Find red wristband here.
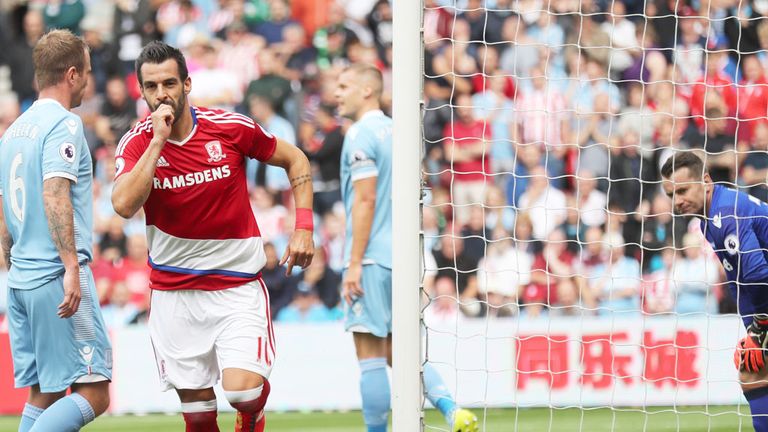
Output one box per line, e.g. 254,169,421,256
295,208,314,231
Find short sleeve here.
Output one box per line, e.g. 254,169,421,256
42,115,83,183
239,119,277,162
346,126,378,182
721,209,768,284
115,125,148,180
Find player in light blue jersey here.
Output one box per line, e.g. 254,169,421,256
661,151,768,431
0,30,111,432
337,63,477,432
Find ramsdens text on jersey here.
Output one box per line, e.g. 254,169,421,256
152,165,231,190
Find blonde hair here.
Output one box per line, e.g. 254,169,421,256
32,29,87,89
345,63,383,98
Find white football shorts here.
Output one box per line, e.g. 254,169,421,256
148,278,275,391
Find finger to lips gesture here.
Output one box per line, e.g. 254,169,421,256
152,104,174,141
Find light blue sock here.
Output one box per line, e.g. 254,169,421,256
360,358,390,432
423,363,457,423
29,393,95,432
19,403,44,432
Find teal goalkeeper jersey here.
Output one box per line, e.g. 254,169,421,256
340,109,393,269
0,99,93,289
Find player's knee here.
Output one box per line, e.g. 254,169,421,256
354,333,388,360
28,388,66,410
91,393,110,417
74,384,110,416
177,388,217,404
225,379,271,413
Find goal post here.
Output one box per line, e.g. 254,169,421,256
391,0,424,431
398,0,767,430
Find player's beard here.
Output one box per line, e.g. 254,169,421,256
156,93,186,126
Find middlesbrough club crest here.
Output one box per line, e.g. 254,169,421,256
205,140,227,162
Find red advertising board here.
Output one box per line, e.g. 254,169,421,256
0,332,28,414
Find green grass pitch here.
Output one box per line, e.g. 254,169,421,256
0,406,755,431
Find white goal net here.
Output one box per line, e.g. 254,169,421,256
416,0,768,430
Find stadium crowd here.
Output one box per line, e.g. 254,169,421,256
0,0,767,327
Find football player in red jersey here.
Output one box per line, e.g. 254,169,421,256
112,41,314,432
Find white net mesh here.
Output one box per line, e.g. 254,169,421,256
420,0,768,430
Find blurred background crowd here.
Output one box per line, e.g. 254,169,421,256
0,0,766,328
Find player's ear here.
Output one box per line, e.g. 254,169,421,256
184,76,192,95
138,85,147,102
363,84,373,99
65,66,78,85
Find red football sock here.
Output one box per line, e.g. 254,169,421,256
182,410,219,432
234,410,265,432
232,380,271,432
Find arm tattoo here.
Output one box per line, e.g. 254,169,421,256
290,174,312,189
0,220,12,269
43,178,77,260
1,234,11,269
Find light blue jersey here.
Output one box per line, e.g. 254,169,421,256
0,98,110,392
341,109,393,336
0,99,93,289
340,110,392,269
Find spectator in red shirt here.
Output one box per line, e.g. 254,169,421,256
689,48,737,131
523,228,577,317
737,55,768,144
423,0,455,43
442,93,492,226
471,45,516,99
291,0,333,43
112,234,151,310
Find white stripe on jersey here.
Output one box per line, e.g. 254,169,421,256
117,119,152,156
196,115,255,129
194,108,253,124
350,170,379,182
43,172,78,183
196,117,256,129
196,110,255,129
118,118,151,148
146,225,267,275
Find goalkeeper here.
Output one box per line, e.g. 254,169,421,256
661,151,768,431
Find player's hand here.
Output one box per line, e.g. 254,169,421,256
280,229,314,275
58,266,81,318
342,262,364,305
735,314,768,372
151,103,174,143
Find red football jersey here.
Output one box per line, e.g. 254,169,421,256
115,107,277,291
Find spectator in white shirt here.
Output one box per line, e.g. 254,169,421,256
600,0,637,73
671,232,721,314
576,170,607,227
477,228,532,317
188,40,242,111
518,165,567,240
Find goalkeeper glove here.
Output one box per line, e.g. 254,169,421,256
735,313,768,373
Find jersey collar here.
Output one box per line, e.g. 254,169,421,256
705,184,722,219
167,107,198,146
33,98,64,109
359,109,384,122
